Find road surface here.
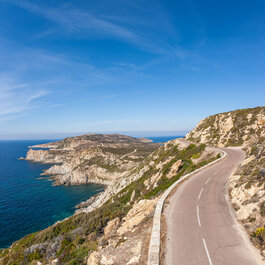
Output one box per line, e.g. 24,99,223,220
164,147,263,265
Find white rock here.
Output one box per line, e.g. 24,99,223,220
100,255,114,265
87,251,101,265
117,199,157,235
236,203,256,220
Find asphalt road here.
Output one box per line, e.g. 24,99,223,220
164,147,264,265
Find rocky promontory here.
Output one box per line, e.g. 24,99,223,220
24,134,159,186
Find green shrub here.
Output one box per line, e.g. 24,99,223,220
252,227,265,242
0,248,9,258
27,249,42,262
192,153,201,159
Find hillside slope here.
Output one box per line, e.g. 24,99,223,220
186,106,265,147
0,138,220,264
186,106,265,255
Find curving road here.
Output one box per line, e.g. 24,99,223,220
164,147,264,265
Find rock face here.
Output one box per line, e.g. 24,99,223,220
230,136,265,233
186,106,265,253
24,134,159,186
186,106,265,147
104,218,120,237
117,199,157,235
87,251,101,265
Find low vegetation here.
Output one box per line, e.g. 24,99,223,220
186,106,264,147
0,141,219,264
251,227,265,248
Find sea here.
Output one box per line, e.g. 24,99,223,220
0,136,182,248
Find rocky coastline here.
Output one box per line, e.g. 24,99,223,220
23,134,159,187
1,107,264,264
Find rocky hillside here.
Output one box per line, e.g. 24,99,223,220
24,134,159,186
186,106,265,254
0,138,220,265
186,106,265,147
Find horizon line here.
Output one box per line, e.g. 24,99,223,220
0,130,189,140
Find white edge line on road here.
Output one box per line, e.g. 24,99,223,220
198,188,203,200
205,177,211,185
147,149,226,265
202,238,213,265
197,205,201,226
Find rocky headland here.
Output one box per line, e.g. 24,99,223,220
24,134,159,186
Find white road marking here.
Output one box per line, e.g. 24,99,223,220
198,188,204,200
202,238,213,265
197,206,201,226
205,177,211,185
212,169,220,176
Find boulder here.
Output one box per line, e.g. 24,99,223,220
117,199,157,235
87,251,101,265
166,160,182,178
236,203,256,220
104,217,120,236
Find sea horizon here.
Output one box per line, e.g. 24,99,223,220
0,135,182,248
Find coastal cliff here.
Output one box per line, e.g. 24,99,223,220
1,136,220,264
25,134,159,186
2,107,263,264
186,106,265,254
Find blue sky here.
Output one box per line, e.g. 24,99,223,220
0,0,264,139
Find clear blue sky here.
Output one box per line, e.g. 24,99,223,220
0,0,264,139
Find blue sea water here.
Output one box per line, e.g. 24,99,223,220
147,136,183,143
0,140,104,248
0,136,182,249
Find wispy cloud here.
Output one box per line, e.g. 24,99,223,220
9,0,173,53
0,73,48,121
